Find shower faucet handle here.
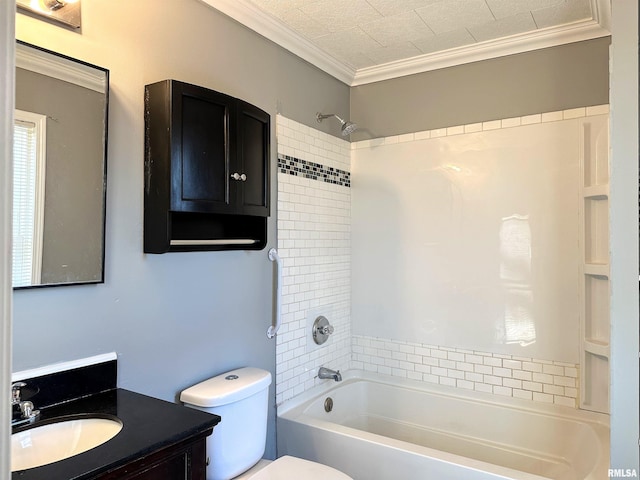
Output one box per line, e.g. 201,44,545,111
312,316,334,345
318,325,334,335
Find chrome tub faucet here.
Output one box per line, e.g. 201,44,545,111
318,367,342,382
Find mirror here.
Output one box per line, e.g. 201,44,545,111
13,41,108,289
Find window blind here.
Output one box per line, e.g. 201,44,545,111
13,110,46,287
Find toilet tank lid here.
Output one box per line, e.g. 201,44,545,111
180,367,272,407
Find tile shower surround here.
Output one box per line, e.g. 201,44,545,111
276,106,609,408
276,115,351,406
352,335,578,407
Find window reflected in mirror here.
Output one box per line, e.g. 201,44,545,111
14,41,108,289
13,109,46,287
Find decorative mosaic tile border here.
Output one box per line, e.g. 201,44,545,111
278,154,351,187
352,335,579,408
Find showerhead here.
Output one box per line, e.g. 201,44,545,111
316,112,358,136
340,120,358,136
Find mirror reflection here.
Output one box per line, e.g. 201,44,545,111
13,41,108,289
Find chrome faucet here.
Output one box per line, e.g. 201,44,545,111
318,367,342,382
11,382,40,426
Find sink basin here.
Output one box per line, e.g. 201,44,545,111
11,417,123,471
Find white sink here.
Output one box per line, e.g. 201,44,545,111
11,417,123,472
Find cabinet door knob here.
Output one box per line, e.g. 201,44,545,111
231,172,241,181
240,173,247,182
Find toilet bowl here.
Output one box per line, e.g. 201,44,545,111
236,456,352,480
180,367,352,480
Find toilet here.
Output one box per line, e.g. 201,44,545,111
180,367,352,480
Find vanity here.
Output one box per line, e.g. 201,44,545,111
11,356,220,480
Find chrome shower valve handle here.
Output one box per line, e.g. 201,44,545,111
312,316,334,345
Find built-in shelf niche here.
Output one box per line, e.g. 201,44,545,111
584,198,609,265
578,113,610,414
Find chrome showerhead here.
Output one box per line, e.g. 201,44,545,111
340,120,358,136
316,112,358,136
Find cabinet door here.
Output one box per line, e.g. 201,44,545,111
236,100,270,217
171,83,236,214
95,435,208,480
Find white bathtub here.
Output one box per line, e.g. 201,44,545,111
277,371,609,480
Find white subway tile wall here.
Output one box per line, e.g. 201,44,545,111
275,115,352,405
276,108,609,409
351,104,610,149
352,335,579,407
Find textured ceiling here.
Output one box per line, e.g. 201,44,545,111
247,0,593,69
207,0,609,84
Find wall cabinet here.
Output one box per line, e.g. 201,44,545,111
144,80,270,253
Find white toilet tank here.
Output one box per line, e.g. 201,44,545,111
180,367,272,480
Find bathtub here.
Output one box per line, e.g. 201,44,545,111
277,371,609,480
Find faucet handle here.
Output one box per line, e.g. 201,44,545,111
11,382,26,405
312,316,334,345
319,325,334,335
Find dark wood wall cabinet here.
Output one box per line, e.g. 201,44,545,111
144,80,270,253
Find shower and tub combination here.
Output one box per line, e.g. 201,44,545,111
273,109,611,479
277,371,608,480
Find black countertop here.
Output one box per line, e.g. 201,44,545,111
11,388,221,480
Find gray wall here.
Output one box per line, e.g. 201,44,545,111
350,37,610,139
14,0,349,458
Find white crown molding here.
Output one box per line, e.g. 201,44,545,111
352,19,610,86
201,0,355,85
203,0,612,87
591,0,611,31
16,43,106,93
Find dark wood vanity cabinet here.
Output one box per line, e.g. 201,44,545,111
144,80,270,253
96,432,209,480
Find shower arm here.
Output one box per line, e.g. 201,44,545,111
316,113,346,124
316,112,357,136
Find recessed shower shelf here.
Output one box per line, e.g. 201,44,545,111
582,185,609,199
583,339,610,358
578,114,610,414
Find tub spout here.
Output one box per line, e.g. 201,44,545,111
318,367,342,382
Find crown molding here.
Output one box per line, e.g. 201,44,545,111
352,18,610,86
203,0,612,87
201,0,355,85
16,43,106,93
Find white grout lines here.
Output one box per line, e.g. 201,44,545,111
351,104,610,150
353,335,578,408
275,111,595,408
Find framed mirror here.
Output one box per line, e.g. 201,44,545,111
13,41,108,289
